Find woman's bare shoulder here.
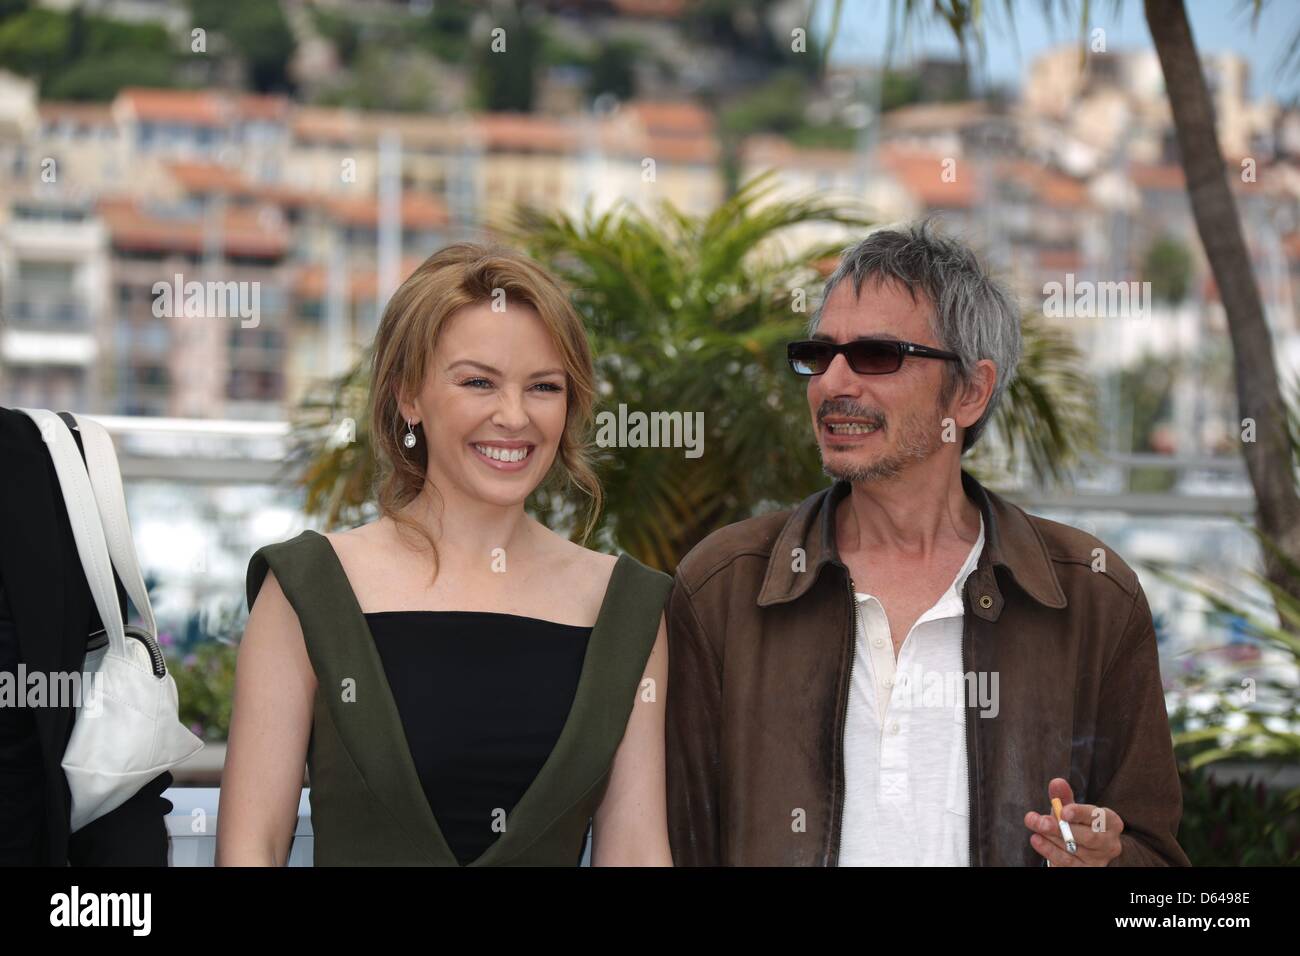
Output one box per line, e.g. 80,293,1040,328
536,526,617,574
532,530,619,613
321,518,390,557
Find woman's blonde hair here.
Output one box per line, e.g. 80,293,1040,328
369,242,602,574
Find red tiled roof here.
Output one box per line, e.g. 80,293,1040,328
164,161,248,194
237,94,290,121
39,101,114,126
325,193,449,229
476,113,578,153
625,100,714,136
997,158,1090,208
114,87,289,126
629,131,718,164
163,162,321,209
1129,163,1185,191
115,88,225,125
618,100,718,165
247,183,321,208
294,257,425,301
1037,247,1085,270
876,144,978,208
98,198,289,258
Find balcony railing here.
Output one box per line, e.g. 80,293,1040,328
4,299,90,328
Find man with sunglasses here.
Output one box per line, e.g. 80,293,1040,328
665,220,1189,867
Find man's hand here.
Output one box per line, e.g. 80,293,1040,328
1023,777,1124,866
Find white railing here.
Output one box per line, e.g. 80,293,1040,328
165,788,314,867
162,787,595,866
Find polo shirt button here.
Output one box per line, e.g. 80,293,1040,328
873,638,884,647
883,677,893,687
979,595,993,609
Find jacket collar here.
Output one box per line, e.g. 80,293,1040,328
757,470,1067,614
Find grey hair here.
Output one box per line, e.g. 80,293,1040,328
808,218,1022,451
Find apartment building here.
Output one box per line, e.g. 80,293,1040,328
0,198,109,412
98,196,292,420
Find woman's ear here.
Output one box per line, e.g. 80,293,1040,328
395,386,416,425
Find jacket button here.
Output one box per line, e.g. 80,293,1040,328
979,595,993,609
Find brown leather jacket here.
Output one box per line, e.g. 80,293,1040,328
666,472,1191,866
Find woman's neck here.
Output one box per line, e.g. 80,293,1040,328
395,481,539,569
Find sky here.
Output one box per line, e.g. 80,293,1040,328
816,0,1300,104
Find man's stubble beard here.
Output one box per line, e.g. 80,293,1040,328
819,397,948,484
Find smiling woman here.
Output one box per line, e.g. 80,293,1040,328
370,243,603,567
217,243,673,867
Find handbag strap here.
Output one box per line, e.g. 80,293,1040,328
63,413,156,639
16,408,128,659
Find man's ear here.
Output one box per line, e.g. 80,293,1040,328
953,359,997,430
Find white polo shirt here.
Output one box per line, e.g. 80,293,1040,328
837,517,984,867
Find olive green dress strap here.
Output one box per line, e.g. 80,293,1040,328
247,530,454,864
472,551,672,866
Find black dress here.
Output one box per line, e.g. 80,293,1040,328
365,610,591,866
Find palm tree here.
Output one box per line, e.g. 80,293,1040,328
1145,0,1300,627
879,0,1300,620
288,356,376,531
513,175,862,568
289,174,1095,570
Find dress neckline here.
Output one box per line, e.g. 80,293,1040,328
361,608,594,631
316,532,607,629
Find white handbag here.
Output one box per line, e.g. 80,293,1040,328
18,408,203,832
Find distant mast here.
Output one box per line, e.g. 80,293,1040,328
375,129,402,329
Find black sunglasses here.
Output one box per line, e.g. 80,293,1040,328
787,338,961,376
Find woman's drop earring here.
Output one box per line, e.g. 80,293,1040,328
403,420,418,449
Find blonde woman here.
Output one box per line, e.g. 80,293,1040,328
216,243,672,866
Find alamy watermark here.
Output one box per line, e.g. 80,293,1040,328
0,667,103,716
891,666,1000,718
594,403,704,459
50,886,151,936
152,273,260,328
1042,273,1151,320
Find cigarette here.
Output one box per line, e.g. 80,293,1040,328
1051,797,1078,853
